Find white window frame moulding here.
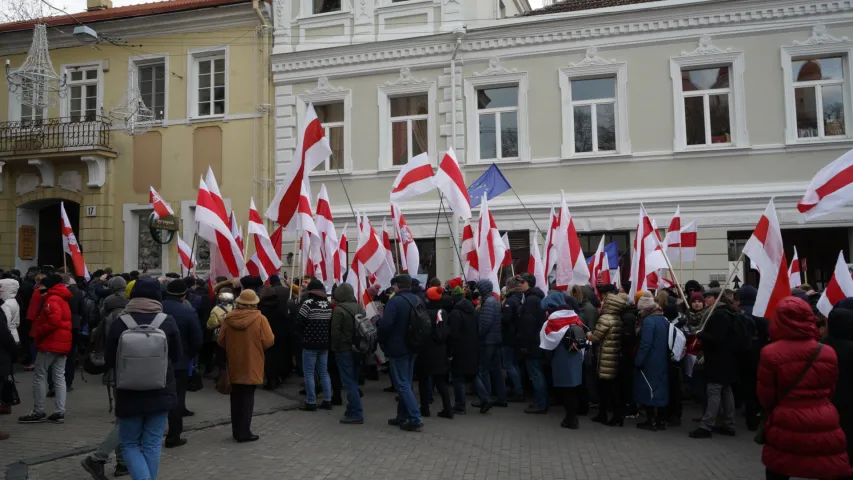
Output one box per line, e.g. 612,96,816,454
186,46,229,121
122,203,169,274
296,76,353,175
669,35,748,153
559,47,630,159
180,199,232,273
781,24,853,146
464,57,530,165
377,67,437,171
296,7,352,52
298,0,350,19
6,67,49,122
128,53,170,126
59,61,104,119
377,0,435,42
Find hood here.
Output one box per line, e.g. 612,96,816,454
225,307,262,330
333,283,356,304
524,287,545,302
771,296,819,341
580,286,600,308
213,280,236,295
601,292,626,315
108,276,127,294
0,278,19,300
104,293,129,312
476,280,494,297
44,284,72,301
738,285,757,307
453,297,475,314
541,291,567,311
828,307,853,342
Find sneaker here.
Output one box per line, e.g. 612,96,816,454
437,409,454,419
453,407,467,415
340,417,364,425
420,407,431,418
319,401,333,411
689,427,713,439
387,418,402,426
81,457,108,480
47,412,65,424
400,422,424,432
164,438,188,448
711,426,736,436
299,402,318,412
18,412,46,423
524,407,548,414
114,464,129,477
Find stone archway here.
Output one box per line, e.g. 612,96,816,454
15,189,84,272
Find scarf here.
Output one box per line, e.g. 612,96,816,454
539,308,583,351
122,297,163,314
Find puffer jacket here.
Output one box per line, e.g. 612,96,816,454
330,283,363,353
519,287,546,358
0,278,21,343
591,292,625,380
476,280,501,346
31,284,73,354
758,297,851,479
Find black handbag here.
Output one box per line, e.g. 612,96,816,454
755,343,822,445
1,372,21,406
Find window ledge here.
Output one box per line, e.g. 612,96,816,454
297,10,352,23
673,145,750,155
377,0,433,13
307,169,353,177
785,138,853,148
565,151,632,161
186,115,225,125
472,157,530,166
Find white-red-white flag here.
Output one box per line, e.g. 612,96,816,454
229,212,244,255
673,220,698,263
391,204,420,275
600,252,612,286
742,199,789,320
195,173,244,278
529,232,547,292
266,103,332,227
432,148,471,220
359,214,394,289
544,206,559,283
554,191,589,288
461,220,478,280
381,217,396,276
588,235,607,286
389,153,436,203
247,198,282,283
501,233,512,268
789,246,802,290
628,204,669,302
335,225,347,285
817,251,853,317
798,148,853,220
177,236,195,274
476,194,506,289
60,202,89,280
149,186,174,219
315,184,337,287
540,309,582,351
663,206,681,257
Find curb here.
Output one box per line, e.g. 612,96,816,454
4,402,300,480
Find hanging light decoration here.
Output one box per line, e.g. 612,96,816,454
109,70,155,136
5,24,67,109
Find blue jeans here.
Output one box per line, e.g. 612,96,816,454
501,347,523,397
119,412,168,480
452,375,470,411
302,349,331,405
389,354,421,425
335,351,363,420
475,345,507,404
525,358,548,410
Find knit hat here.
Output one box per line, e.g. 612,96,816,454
447,277,463,290
541,291,568,311
236,289,260,305
391,274,412,289
130,277,162,301
634,290,646,304
307,278,325,292
637,293,658,314
426,286,444,301
689,292,704,304
40,274,62,290
451,286,465,303
107,275,127,294
166,279,188,297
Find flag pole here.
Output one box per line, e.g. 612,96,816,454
697,250,745,335
679,253,684,287
437,193,467,283
287,232,299,300
188,222,199,278
509,186,546,240
661,248,689,305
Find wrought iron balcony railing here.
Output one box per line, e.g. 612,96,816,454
0,115,112,154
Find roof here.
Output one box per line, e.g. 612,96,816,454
0,0,254,33
524,0,665,16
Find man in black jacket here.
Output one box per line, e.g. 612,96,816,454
501,277,525,402
517,274,548,414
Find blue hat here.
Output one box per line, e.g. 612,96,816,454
541,291,567,311
130,277,162,301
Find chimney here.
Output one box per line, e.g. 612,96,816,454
86,0,112,11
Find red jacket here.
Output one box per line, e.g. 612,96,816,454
758,297,851,479
26,288,42,323
30,285,73,355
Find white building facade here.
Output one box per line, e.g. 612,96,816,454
271,0,853,289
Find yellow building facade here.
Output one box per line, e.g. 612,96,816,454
0,0,273,275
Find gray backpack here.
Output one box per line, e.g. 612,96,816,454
115,313,169,391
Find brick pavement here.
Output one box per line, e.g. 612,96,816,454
23,378,769,480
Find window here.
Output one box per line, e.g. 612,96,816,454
189,50,226,118
681,66,731,146
9,76,46,125
67,66,99,122
315,102,345,171
314,0,340,13
571,77,616,153
137,212,162,272
138,62,166,121
20,102,45,125
390,95,429,166
792,56,846,139
476,86,519,160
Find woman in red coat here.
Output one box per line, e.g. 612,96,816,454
758,296,851,480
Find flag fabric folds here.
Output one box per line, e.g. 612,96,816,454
628,205,669,303
529,233,547,292
60,201,89,280
461,221,478,280
817,251,853,317
539,309,582,351
195,170,244,279
390,153,436,203
247,197,282,282
742,199,789,320
177,236,195,274
149,186,174,219
433,148,471,220
468,164,511,208
391,204,420,275
798,148,853,220
476,194,506,289
789,246,802,289
315,184,338,288
554,192,589,288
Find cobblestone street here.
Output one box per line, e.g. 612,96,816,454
1,368,770,479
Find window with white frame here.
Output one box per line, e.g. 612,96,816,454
313,0,341,13
138,61,166,121
570,77,616,153
8,79,46,125
315,102,345,170
792,56,847,139
67,66,99,122
136,211,162,272
390,95,429,166
476,86,519,161
191,52,226,118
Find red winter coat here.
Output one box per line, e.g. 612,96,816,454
758,297,851,479
29,285,73,355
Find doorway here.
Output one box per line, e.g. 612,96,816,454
15,199,80,272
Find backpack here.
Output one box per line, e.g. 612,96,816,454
115,313,169,391
85,296,101,330
667,322,687,363
401,295,432,349
341,304,377,355
83,321,108,375
561,324,587,352
731,313,753,354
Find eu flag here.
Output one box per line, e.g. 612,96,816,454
586,241,620,270
468,164,511,208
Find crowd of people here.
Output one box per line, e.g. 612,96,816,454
0,265,851,480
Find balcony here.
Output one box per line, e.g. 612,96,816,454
0,116,113,158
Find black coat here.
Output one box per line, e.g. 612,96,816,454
620,307,639,360
162,298,203,371
0,307,15,379
259,289,289,349
698,304,740,385
448,298,479,376
502,291,523,348
825,307,853,460
518,288,545,358
415,298,450,376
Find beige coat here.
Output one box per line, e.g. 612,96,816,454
217,307,274,385
591,293,626,380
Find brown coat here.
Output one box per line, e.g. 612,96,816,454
217,307,275,385
591,293,626,380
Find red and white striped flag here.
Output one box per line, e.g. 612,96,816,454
60,201,89,280
817,251,853,317
461,221,478,280
229,212,244,255
742,199,789,320
789,246,802,290
381,217,396,275
389,153,436,203
539,309,582,351
315,184,337,287
501,232,512,268
149,186,174,219
335,225,347,285
554,191,589,288
663,206,681,258
628,204,669,302
432,148,471,219
391,204,420,275
588,235,607,286
361,215,394,288
529,233,547,292
177,236,195,274
247,198,282,282
544,206,559,282
600,253,612,286
798,148,853,220
476,194,506,289
674,220,698,263
195,173,244,279
266,103,332,228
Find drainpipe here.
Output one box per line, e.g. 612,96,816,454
252,0,272,217
450,27,465,278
